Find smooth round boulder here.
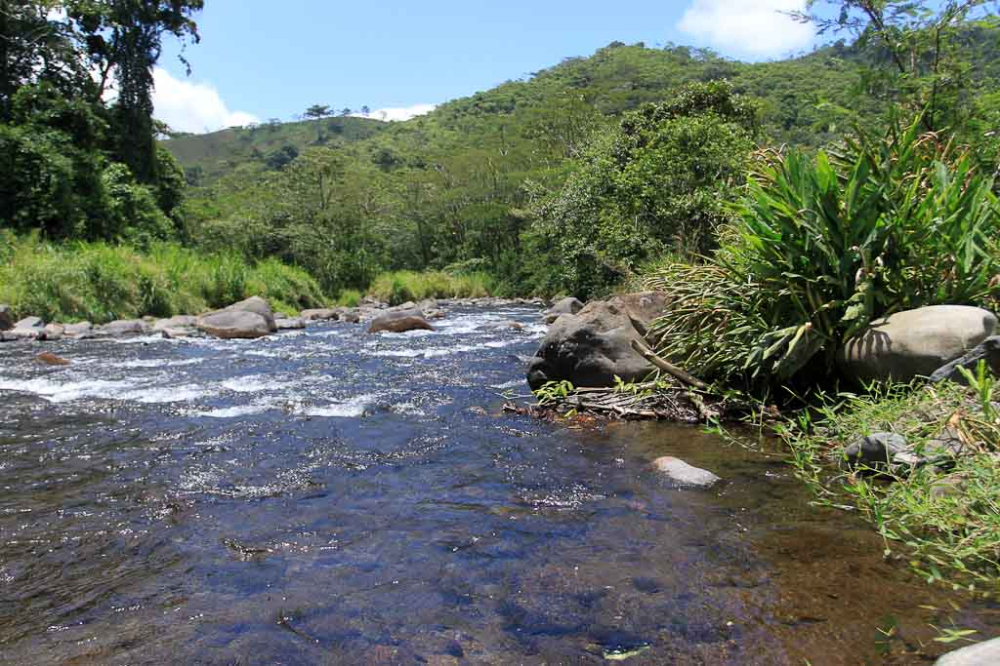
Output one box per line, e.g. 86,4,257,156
368,308,435,334
936,637,1000,665
43,324,65,341
217,296,277,333
837,306,997,384
527,292,667,390
652,457,720,488
196,310,273,339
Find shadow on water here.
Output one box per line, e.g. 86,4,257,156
1,306,999,665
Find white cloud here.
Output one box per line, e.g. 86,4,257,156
152,67,259,134
678,0,815,59
356,104,437,123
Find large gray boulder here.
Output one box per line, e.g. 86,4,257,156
837,306,997,384
527,292,668,390
368,307,434,334
197,310,272,339
197,297,277,340
0,305,13,331
936,637,1000,665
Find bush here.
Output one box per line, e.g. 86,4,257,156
646,118,1000,388
367,271,496,305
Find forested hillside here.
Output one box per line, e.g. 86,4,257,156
168,27,1000,299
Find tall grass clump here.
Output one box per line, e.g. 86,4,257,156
783,372,1000,589
0,232,326,323
367,270,496,306
645,118,1000,389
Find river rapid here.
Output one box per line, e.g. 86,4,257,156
1,305,998,665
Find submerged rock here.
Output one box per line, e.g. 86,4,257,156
837,306,997,384
36,352,70,366
336,308,361,324
527,292,667,390
652,457,720,488
936,637,1000,665
368,307,435,334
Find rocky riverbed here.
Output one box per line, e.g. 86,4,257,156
1,303,999,664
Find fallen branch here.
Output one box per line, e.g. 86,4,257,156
630,339,708,390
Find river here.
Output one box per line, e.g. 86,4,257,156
1,305,998,665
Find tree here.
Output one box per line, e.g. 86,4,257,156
66,0,204,183
303,104,331,119
340,107,352,117
797,1,1000,131
361,105,370,116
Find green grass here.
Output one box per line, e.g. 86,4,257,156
782,376,1000,592
336,289,362,307
366,271,496,306
0,232,326,323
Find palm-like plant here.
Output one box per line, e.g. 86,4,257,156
646,117,1000,388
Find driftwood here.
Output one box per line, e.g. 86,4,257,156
504,380,725,424
630,339,707,390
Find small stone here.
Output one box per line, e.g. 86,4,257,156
652,456,721,488
842,433,910,469
275,317,307,330
36,352,70,366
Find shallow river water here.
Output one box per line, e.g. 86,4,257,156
1,305,999,665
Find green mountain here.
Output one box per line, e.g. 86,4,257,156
164,115,386,186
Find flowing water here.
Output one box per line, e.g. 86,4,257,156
1,305,998,665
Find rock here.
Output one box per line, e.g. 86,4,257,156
275,317,306,330
62,322,94,339
425,309,446,320
43,324,64,341
6,316,46,340
196,310,273,339
930,336,1000,384
549,297,584,316
936,637,1000,665
196,297,278,339
527,292,668,390
14,316,44,330
97,319,151,337
336,308,361,324
0,305,13,331
216,296,277,332
837,306,997,384
36,352,70,366
368,307,435,334
509,321,525,332
652,457,721,488
842,433,912,469
842,430,969,473
301,308,339,321
153,316,200,339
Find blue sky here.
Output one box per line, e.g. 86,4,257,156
155,0,820,133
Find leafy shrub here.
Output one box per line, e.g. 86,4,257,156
367,271,496,305
646,118,1000,388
